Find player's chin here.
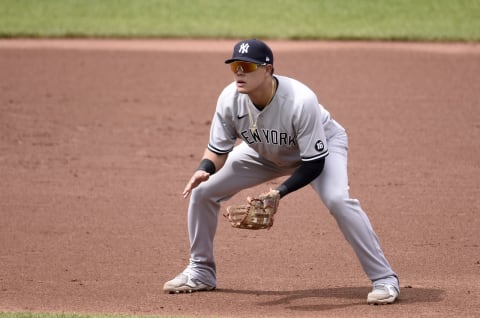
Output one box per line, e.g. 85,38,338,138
236,85,249,94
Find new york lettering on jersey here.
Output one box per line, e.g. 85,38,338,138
240,128,297,146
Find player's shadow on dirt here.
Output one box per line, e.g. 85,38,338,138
218,286,444,311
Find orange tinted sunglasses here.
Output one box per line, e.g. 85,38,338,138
230,61,266,73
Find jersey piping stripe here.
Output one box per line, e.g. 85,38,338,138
302,151,329,161
207,144,233,155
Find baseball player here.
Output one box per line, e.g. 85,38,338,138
164,39,400,305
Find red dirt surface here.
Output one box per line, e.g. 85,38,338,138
0,39,479,318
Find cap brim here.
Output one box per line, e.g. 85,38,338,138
224,57,265,64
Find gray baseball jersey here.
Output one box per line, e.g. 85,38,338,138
208,75,329,167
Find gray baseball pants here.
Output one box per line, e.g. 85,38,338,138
183,120,398,289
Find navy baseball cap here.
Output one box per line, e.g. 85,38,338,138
225,39,274,65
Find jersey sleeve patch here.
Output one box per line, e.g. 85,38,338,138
315,140,325,152
302,140,329,161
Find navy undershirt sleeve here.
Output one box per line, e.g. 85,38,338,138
276,157,325,198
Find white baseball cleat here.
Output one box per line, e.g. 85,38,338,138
367,283,399,305
163,272,215,294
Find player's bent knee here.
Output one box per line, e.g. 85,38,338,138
322,191,349,215
191,182,230,203
191,183,211,200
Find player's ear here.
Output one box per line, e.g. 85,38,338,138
266,64,274,75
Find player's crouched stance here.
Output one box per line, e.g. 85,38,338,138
163,39,399,305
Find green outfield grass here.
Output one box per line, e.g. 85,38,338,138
0,0,479,41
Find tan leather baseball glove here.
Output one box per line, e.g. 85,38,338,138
224,189,280,230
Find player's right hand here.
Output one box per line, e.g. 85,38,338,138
182,170,211,198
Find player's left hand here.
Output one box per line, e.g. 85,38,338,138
224,189,281,230
182,170,211,198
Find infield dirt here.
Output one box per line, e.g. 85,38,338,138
0,39,479,318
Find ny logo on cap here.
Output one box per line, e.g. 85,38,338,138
239,43,249,54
